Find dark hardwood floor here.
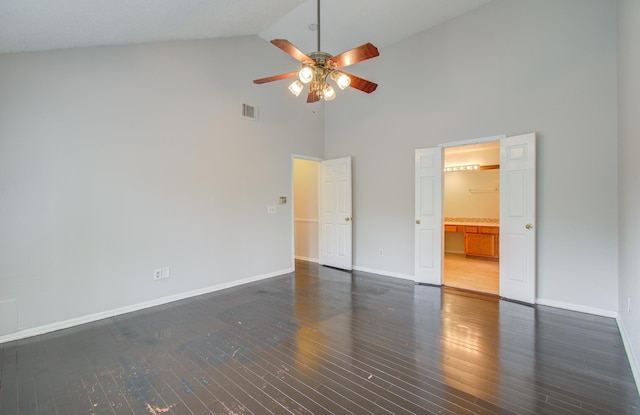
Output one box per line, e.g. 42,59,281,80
1,260,638,414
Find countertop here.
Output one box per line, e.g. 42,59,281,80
444,218,499,227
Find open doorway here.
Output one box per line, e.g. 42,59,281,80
292,157,320,264
292,155,354,270
415,133,536,302
443,142,500,295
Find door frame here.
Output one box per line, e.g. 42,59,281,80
421,134,506,286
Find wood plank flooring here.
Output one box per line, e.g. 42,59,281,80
444,253,499,295
1,260,638,414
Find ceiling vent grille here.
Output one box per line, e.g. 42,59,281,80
242,103,258,121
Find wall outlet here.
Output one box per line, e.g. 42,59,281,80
267,206,277,214
153,269,162,280
162,267,171,279
378,249,384,256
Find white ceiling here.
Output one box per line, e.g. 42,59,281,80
0,0,492,55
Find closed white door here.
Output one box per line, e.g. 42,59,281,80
414,148,443,285
319,157,352,270
500,133,536,303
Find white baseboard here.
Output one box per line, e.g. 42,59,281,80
0,268,294,345
352,265,415,281
295,256,319,263
617,316,640,396
536,298,617,318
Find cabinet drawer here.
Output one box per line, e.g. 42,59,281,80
464,226,478,233
444,225,458,232
479,226,499,234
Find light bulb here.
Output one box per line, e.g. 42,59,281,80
298,66,314,84
322,84,336,101
335,73,351,90
288,80,303,97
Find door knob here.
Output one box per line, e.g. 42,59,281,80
526,223,533,230
416,220,421,225
345,217,351,222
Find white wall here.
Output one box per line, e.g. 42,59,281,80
444,169,499,254
325,0,619,314
444,170,500,219
444,145,500,220
293,158,319,262
617,0,640,392
0,36,324,338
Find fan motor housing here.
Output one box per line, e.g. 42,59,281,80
308,51,334,66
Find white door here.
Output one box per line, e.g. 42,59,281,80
500,133,536,303
319,157,352,270
414,148,443,285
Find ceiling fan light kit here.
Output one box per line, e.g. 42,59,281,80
253,0,379,103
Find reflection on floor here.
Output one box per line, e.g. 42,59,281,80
444,253,499,295
2,260,639,414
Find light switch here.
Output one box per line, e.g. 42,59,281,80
267,206,277,214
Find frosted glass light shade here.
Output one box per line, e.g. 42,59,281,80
288,80,304,96
323,84,336,101
335,72,351,90
298,67,314,84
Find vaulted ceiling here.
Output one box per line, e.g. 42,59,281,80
0,0,492,55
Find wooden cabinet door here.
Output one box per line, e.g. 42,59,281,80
465,233,496,257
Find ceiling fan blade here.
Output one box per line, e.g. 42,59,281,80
307,89,321,103
329,43,379,68
253,72,298,84
271,39,314,64
342,72,378,94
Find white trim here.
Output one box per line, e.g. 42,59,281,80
617,316,640,396
292,154,323,163
295,256,319,263
353,265,415,281
0,268,293,345
536,298,617,318
415,134,506,288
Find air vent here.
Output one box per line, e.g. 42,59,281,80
242,103,258,121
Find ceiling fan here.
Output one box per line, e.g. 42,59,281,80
253,0,379,103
